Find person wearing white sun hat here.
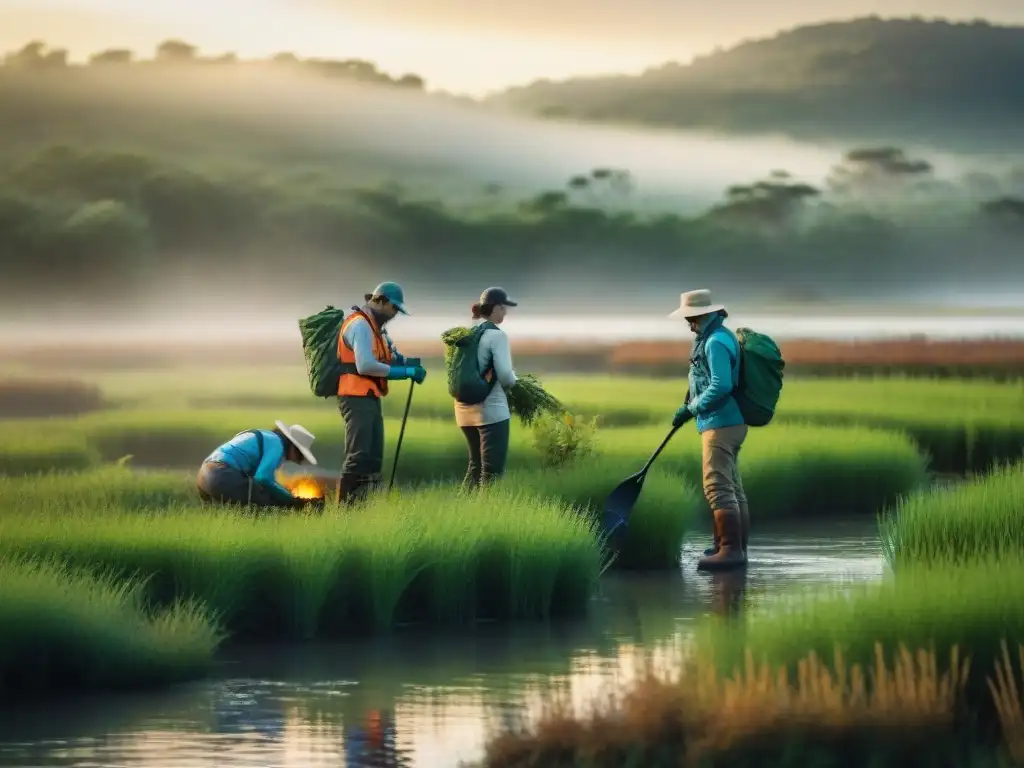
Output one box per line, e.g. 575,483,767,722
197,420,320,510
668,289,749,571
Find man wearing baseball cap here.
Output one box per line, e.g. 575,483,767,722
336,281,427,504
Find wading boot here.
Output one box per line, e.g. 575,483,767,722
702,532,720,557
696,509,747,571
705,506,750,557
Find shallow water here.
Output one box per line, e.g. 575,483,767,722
0,519,885,768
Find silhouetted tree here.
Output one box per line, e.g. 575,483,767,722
707,177,820,231
3,41,66,69
981,196,1024,225
826,146,934,196
396,74,425,90
156,40,198,63
89,49,134,66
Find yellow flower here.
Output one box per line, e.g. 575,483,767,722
564,413,575,426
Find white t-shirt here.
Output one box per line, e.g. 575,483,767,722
454,323,518,427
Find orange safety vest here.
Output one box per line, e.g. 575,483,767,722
337,308,392,397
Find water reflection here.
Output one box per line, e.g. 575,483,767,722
0,520,886,768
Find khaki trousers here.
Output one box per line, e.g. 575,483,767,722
701,424,749,518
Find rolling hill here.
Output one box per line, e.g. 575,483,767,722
486,17,1024,154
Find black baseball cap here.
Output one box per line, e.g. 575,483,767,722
479,287,518,307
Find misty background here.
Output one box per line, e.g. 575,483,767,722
1,9,1023,339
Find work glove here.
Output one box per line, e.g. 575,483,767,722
411,365,427,384
386,366,415,380
672,405,694,428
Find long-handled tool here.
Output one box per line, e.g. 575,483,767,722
602,424,680,547
387,360,418,492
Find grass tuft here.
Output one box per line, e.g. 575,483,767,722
0,555,222,700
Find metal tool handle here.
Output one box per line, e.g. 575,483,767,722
640,425,680,475
388,379,415,492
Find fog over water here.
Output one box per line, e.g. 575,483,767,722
3,312,1024,347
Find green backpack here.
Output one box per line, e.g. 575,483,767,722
298,305,347,398
447,321,498,405
731,327,785,427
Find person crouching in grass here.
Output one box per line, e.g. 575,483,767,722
197,420,322,511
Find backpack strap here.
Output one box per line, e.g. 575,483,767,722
231,429,265,479
476,321,500,383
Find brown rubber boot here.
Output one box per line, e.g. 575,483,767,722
702,531,720,557
697,509,747,571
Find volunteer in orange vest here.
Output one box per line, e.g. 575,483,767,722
336,281,426,504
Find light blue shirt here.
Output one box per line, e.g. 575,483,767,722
204,429,293,500
341,309,404,377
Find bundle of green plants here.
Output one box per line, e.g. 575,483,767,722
441,326,565,425
531,412,598,469
0,556,221,700
880,459,1024,567
0,484,604,639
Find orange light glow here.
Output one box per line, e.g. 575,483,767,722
289,478,323,499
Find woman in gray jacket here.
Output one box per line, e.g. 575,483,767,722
454,287,519,487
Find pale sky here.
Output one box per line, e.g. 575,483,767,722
2,0,1023,95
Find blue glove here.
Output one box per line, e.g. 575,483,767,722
386,365,427,383
386,366,414,381
672,405,693,428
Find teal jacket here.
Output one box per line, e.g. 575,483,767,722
203,429,294,503
684,314,744,434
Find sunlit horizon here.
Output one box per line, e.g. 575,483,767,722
3,0,1024,95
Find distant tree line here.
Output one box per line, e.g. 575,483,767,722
1,141,1021,304
0,40,426,91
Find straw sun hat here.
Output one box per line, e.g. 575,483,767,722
667,289,726,319
274,421,318,465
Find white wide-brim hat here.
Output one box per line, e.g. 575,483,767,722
668,289,726,319
275,420,318,465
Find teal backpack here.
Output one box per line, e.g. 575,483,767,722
730,327,785,426
447,321,498,405
298,305,347,398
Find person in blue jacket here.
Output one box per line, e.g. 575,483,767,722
669,289,749,571
197,420,321,510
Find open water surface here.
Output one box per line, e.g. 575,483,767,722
0,519,886,768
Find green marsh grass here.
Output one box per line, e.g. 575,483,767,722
0,430,100,475
0,463,693,570
49,368,1024,472
0,411,930,519
0,483,604,637
0,465,194,512
502,458,701,569
880,460,1024,567
600,422,931,521
0,556,221,699
692,556,1024,712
